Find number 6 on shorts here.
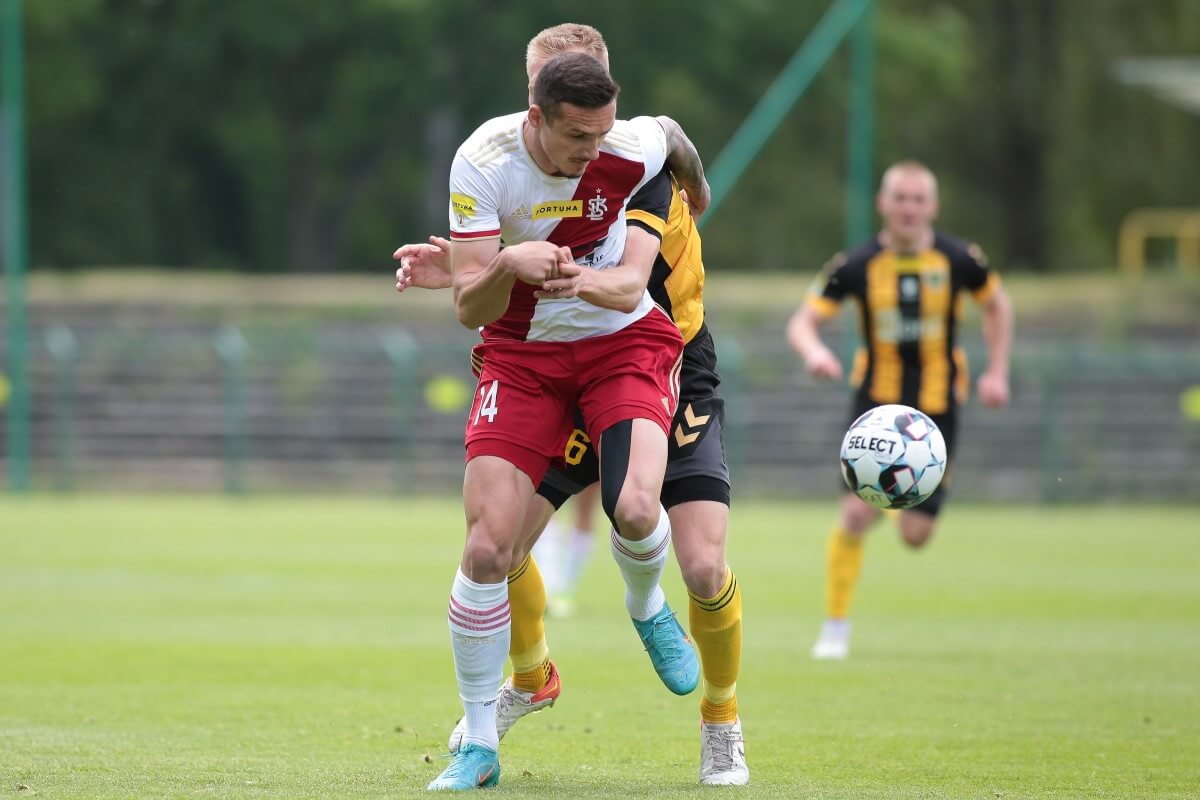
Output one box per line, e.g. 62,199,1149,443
474,380,499,425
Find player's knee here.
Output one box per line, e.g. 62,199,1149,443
901,529,933,549
678,555,726,599
613,488,661,539
841,500,877,535
463,521,512,580
900,518,935,549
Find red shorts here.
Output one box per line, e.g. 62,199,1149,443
465,308,683,485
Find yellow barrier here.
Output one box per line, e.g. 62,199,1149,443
1117,208,1200,280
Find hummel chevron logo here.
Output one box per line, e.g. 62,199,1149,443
674,404,711,447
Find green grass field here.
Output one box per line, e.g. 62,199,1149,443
2,497,1197,799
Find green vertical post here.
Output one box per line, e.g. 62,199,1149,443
2,0,30,491
839,0,875,368
1038,351,1063,504
45,324,76,492
715,337,746,488
845,0,875,248
215,326,248,494
382,330,418,494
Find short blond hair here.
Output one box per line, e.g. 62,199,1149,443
880,160,938,197
526,23,608,79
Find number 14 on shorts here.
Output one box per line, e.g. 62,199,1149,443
474,380,499,425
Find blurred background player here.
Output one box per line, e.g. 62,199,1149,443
787,161,1014,660
396,23,747,787
531,483,599,618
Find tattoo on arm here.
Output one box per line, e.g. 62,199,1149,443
657,115,706,187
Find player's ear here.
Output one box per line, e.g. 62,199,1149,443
528,104,544,128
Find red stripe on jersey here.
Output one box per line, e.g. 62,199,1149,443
484,281,539,342
484,151,646,343
450,228,502,240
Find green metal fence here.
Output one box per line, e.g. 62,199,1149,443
3,318,1198,502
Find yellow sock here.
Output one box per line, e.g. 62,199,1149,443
689,567,742,724
506,554,550,692
825,527,864,620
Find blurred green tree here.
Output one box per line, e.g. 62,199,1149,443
21,0,1200,273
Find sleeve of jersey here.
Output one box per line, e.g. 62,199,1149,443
805,255,849,319
628,115,669,185
625,168,672,240
959,243,1001,304
447,154,501,241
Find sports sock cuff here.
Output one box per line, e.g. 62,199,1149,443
690,568,737,611
449,569,509,637
610,506,670,556
453,569,507,604
507,554,532,582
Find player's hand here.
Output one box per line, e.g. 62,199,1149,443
677,179,711,219
805,345,843,381
507,242,573,285
977,369,1010,408
535,262,586,300
393,235,452,291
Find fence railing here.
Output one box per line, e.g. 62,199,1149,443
2,320,1198,502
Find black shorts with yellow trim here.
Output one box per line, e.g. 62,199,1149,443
537,325,730,510
842,394,958,517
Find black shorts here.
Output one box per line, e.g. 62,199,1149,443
537,324,731,511
843,395,958,517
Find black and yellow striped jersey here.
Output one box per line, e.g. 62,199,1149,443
806,231,1000,415
627,172,707,346
626,168,717,397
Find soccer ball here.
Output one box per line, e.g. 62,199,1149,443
840,404,947,510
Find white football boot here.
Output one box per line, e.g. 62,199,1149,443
448,661,562,753
700,717,750,786
811,619,850,660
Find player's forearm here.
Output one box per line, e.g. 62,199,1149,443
577,265,646,313
577,227,659,312
453,251,517,328
981,288,1014,375
656,116,709,208
786,307,827,361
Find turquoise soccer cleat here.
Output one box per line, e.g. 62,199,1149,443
427,743,500,792
632,602,700,696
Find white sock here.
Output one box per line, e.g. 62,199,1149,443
447,568,510,751
561,527,595,594
532,519,563,595
823,619,850,637
609,507,670,621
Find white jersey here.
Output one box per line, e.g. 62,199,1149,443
448,111,668,343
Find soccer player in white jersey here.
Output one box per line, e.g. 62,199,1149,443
398,24,747,788
427,52,711,791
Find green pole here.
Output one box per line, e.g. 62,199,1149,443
2,0,30,491
845,0,875,248
45,323,76,492
700,0,871,227
215,326,248,495
382,330,418,494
